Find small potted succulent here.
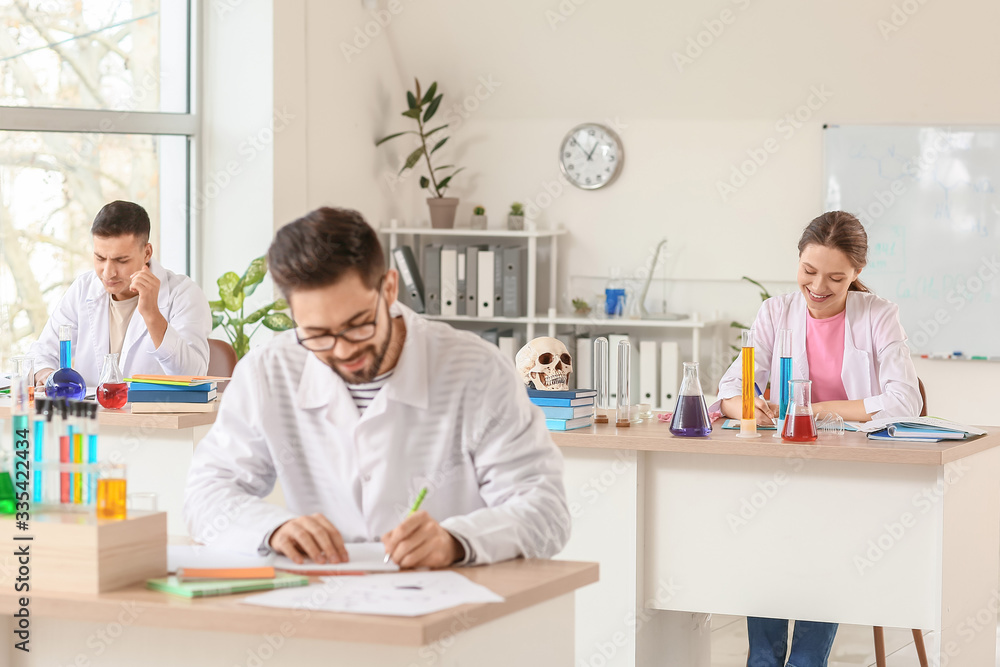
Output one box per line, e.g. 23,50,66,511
471,205,487,230
572,298,592,316
375,79,465,228
508,202,525,230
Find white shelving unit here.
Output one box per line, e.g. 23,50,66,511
382,225,565,341
380,224,725,362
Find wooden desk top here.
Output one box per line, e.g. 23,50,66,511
552,418,996,466
0,558,597,646
0,404,217,430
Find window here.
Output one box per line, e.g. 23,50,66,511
0,0,196,356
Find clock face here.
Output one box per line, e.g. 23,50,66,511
558,123,624,190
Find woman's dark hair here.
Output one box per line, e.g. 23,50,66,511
91,201,150,244
797,211,870,293
268,207,385,296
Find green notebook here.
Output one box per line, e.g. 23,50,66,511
146,572,309,598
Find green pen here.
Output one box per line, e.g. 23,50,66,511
384,487,429,564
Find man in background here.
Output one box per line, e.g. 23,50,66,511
30,200,211,388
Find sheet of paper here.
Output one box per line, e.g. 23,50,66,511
168,543,398,574
242,571,503,617
273,542,399,573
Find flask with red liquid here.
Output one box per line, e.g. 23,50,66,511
782,379,818,442
96,353,128,409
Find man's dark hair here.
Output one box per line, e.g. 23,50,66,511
268,207,385,296
91,201,151,244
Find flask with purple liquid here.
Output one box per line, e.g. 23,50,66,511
668,362,712,437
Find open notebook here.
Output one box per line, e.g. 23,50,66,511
169,542,399,575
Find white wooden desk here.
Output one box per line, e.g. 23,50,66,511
0,558,597,667
554,420,1000,667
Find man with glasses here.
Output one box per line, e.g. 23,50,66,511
184,207,569,568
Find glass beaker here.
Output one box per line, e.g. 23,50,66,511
669,362,712,437
782,380,818,442
45,325,86,401
605,267,626,317
97,353,128,409
97,463,127,520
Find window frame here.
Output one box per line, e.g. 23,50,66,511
0,0,201,280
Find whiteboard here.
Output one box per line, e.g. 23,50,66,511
823,125,1000,357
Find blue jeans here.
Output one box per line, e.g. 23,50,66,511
746,617,838,667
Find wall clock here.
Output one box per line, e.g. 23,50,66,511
558,123,624,190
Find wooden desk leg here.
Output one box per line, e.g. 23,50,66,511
635,610,711,667
936,448,1000,666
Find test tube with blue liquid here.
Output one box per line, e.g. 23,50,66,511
86,403,99,505
32,399,48,503
774,329,792,439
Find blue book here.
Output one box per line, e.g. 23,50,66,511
527,388,597,400
888,425,967,440
129,381,216,392
128,389,218,403
531,397,595,408
546,417,592,431
539,405,594,420
867,428,945,443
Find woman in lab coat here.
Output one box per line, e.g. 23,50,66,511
715,210,922,666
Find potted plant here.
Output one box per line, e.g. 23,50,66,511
508,202,525,230
572,298,592,316
210,256,295,359
375,79,465,229
471,205,487,230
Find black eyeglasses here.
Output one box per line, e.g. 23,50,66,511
294,277,385,352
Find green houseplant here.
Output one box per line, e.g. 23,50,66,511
471,205,487,230
375,79,465,228
508,202,525,230
210,256,295,359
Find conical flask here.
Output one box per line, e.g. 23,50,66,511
44,324,86,400
97,353,128,409
781,379,818,442
669,362,712,437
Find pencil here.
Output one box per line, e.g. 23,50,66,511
384,487,429,564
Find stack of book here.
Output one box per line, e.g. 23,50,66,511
527,388,596,431
126,375,222,414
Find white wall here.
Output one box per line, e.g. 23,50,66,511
199,0,293,347
206,0,1000,423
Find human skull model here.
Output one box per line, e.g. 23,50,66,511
516,337,573,391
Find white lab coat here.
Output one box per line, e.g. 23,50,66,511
714,290,922,419
28,258,211,388
183,302,570,564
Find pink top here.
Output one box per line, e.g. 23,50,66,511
806,308,849,403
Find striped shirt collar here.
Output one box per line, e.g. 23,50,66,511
296,302,430,414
